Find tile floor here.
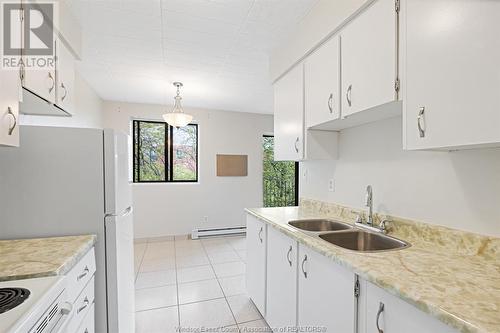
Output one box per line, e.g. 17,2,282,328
134,236,271,333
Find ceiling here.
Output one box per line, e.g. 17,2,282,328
64,0,318,114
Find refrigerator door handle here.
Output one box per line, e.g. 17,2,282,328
105,206,133,218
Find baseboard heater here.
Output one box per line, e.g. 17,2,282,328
191,226,246,239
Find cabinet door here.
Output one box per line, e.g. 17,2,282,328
305,36,341,127
22,38,56,103
266,227,297,329
0,68,20,147
55,39,75,115
404,0,500,150
298,244,356,332
274,64,304,161
341,0,397,117
363,281,457,333
246,214,267,316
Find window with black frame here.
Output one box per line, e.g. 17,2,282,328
133,120,198,183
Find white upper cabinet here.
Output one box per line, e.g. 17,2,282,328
341,0,398,118
274,65,304,161
22,37,57,104
297,244,356,332
266,226,298,329
55,38,76,115
245,214,267,316
360,280,457,333
305,36,341,128
403,0,500,150
274,64,339,161
0,68,21,147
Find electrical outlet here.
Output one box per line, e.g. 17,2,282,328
328,179,335,192
202,216,208,223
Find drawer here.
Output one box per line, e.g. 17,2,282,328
65,247,96,302
67,276,95,333
76,303,95,333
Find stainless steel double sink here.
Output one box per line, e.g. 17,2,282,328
288,219,409,252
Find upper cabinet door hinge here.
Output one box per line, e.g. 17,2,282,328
395,0,400,13
395,78,400,93
354,278,360,298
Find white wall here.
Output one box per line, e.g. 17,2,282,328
20,72,104,128
300,117,500,237
103,101,273,238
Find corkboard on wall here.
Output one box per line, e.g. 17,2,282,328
216,154,248,176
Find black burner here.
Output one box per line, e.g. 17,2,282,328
0,288,31,314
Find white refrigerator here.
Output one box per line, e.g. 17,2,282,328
0,126,135,333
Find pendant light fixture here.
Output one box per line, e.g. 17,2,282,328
162,82,193,128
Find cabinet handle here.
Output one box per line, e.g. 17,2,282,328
327,93,334,113
77,297,89,314
48,72,55,94
301,255,308,278
258,226,263,243
376,302,385,333
19,65,25,83
77,266,90,281
294,137,299,153
346,84,352,107
7,107,17,136
417,107,426,138
286,246,292,266
61,82,67,102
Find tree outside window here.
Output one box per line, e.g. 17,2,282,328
133,120,198,183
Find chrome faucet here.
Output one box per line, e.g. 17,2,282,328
355,185,390,233
365,185,373,226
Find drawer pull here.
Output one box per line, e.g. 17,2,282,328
77,266,90,281
286,246,292,266
84,330,89,333
301,255,308,278
258,227,263,243
376,302,384,333
77,297,89,314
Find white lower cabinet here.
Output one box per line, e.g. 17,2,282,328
76,303,95,333
359,280,457,333
63,247,96,332
246,214,267,316
245,214,458,333
266,226,298,330
298,244,356,332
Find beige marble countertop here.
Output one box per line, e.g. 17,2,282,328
246,204,500,333
0,235,97,281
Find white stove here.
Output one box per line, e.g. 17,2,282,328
0,276,71,333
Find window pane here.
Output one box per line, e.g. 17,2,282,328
138,122,167,181
172,124,198,181
263,136,298,207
